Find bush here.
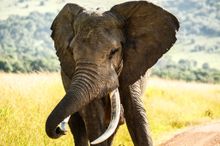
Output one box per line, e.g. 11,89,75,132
152,59,220,84
0,60,12,72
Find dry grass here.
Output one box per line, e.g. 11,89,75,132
144,78,220,145
0,73,73,146
0,73,220,146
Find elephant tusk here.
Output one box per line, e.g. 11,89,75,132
59,115,70,133
91,88,121,145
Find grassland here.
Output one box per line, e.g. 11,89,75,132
0,73,220,146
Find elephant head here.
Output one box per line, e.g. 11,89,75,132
46,1,179,144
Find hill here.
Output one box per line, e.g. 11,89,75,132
0,12,59,72
0,0,219,82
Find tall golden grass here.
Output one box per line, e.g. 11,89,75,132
0,73,220,146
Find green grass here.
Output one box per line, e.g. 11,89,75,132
0,73,220,146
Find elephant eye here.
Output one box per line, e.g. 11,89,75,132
109,48,119,59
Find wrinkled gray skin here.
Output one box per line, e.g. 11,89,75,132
46,1,179,146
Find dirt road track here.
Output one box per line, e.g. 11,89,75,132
159,121,220,146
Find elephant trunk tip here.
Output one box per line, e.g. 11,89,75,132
45,117,66,139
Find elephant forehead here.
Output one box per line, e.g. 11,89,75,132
74,28,120,48
72,13,123,49
74,13,119,31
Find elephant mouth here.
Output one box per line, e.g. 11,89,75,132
57,88,121,144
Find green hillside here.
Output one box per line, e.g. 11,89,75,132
0,12,59,72
162,0,220,69
151,0,220,83
0,0,219,82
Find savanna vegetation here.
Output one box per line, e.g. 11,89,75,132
0,0,219,145
152,58,220,83
1,73,220,146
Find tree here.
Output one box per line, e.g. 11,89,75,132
0,60,12,72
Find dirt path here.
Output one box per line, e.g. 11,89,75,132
159,121,220,146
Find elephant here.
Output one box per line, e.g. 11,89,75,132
45,1,179,146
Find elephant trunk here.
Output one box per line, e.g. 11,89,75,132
46,84,89,138
46,65,101,138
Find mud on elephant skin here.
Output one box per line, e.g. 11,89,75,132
45,1,179,146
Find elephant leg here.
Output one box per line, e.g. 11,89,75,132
103,96,121,146
81,97,117,146
120,78,152,146
81,99,108,146
68,113,89,146
61,70,88,145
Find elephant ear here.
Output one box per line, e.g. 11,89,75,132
51,4,84,78
110,1,179,85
